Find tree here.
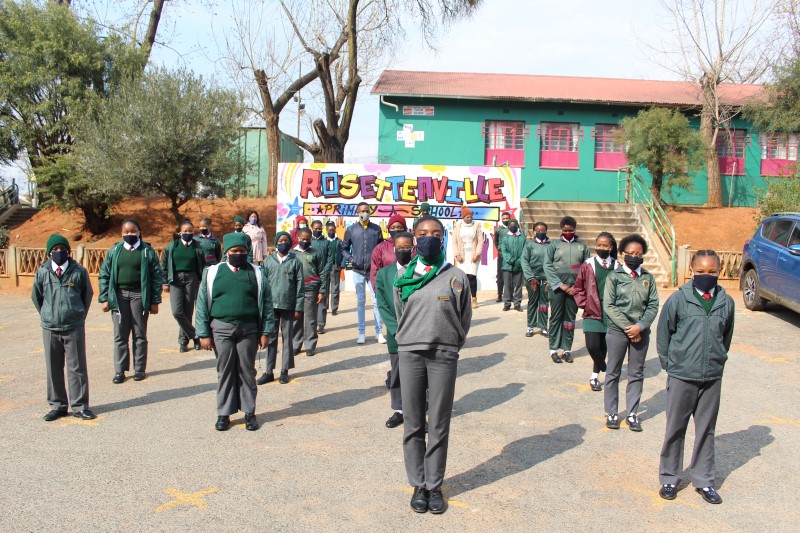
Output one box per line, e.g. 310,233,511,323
652,0,779,206
617,107,707,206
74,67,244,222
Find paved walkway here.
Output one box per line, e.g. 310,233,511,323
0,289,798,531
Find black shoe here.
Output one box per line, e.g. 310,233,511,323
72,409,97,420
331,310,338,316
215,416,230,431
43,409,68,422
496,295,502,303
318,326,325,334
306,350,315,357
562,351,574,363
502,304,511,311
279,371,289,384
514,306,522,312
541,328,549,338
626,415,643,432
385,412,404,428
410,487,428,513
606,414,620,429
133,371,146,381
428,488,447,514
256,372,274,385
659,484,677,500
112,372,125,384
696,487,722,504
589,378,602,392
179,344,189,353
525,328,534,337
550,352,562,364
245,413,259,431
193,337,201,350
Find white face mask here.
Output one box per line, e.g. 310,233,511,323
298,223,307,229
358,212,370,222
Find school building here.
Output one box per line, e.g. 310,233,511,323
371,71,793,207
233,127,304,196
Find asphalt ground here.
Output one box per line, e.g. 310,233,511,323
0,288,798,532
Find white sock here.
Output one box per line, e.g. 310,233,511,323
590,372,599,380
395,410,403,414
550,350,557,355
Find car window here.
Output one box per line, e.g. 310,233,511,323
764,219,794,247
789,223,800,248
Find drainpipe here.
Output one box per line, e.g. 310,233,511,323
380,95,399,112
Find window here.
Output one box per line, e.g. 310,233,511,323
540,122,580,169
762,219,795,248
789,223,800,248
594,124,627,170
716,129,746,175
484,121,526,167
760,133,799,176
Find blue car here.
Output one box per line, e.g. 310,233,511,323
740,212,800,313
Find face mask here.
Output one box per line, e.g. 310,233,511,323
415,236,442,261
298,241,311,250
509,225,519,234
123,235,139,246
562,231,575,241
51,250,69,266
228,253,247,268
389,230,404,241
199,228,210,236
596,249,611,260
234,228,243,233
535,232,547,241
463,217,473,224
312,230,323,238
298,223,307,229
395,248,413,266
276,242,291,255
502,220,510,227
624,255,644,270
358,212,370,222
327,230,336,239
249,217,257,225
181,233,193,243
693,274,718,293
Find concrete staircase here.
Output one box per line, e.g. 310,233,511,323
0,205,40,228
519,200,670,287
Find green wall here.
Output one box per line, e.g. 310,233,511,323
235,128,304,197
376,97,769,206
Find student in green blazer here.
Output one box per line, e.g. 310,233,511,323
375,231,414,429
161,220,206,352
656,250,735,505
494,211,511,302
32,234,96,421
257,231,304,386
194,217,222,266
500,218,526,311
291,227,328,361
603,234,660,431
98,219,164,384
319,220,344,327
521,221,551,337
232,216,254,263
195,232,276,431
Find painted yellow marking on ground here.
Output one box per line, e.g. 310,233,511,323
568,382,592,394
625,485,701,510
159,348,181,354
398,485,470,509
28,348,44,354
757,414,800,428
86,327,112,332
54,415,106,428
290,377,305,384
730,343,790,364
154,487,219,513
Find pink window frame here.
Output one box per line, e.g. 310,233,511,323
760,133,799,176
594,124,627,171
716,129,746,176
484,120,527,167
539,122,580,170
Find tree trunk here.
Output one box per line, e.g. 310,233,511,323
169,195,183,223
265,115,280,198
80,203,113,235
313,143,344,164
651,171,663,207
140,0,166,67
700,87,723,207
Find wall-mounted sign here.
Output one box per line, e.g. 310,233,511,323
403,105,435,116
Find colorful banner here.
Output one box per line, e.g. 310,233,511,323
277,163,521,290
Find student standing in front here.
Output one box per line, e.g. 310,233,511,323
573,232,617,391
318,220,343,329
521,222,551,337
291,227,327,361
657,250,735,505
257,232,304,386
375,231,414,429
603,234,660,431
500,218,526,312
394,216,472,515
310,219,333,335
452,207,484,309
232,216,253,263
98,219,164,384
195,233,276,431
195,217,222,266
493,211,511,302
544,216,590,364
32,234,96,421
161,220,206,352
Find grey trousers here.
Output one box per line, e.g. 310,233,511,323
604,327,650,416
211,319,259,416
399,349,459,490
659,376,722,488
293,288,319,353
503,270,523,306
112,289,149,373
169,271,198,345
267,308,295,373
43,327,89,412
389,351,402,411
319,267,341,326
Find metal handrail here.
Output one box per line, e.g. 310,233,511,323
617,166,678,286
0,179,20,213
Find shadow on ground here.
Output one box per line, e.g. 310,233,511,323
453,383,524,418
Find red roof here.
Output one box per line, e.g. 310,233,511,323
371,70,764,107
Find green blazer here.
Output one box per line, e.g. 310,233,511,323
604,266,660,333
500,233,526,272
161,239,206,284
522,239,550,281
32,258,93,331
262,252,304,312
375,263,399,353
98,241,164,310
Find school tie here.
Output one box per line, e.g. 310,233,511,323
602,260,608,269
424,266,432,273
232,267,238,273
702,292,712,301
631,271,638,279
56,267,62,277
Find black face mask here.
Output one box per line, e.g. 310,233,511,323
199,228,210,236
624,255,644,270
228,253,248,268
416,236,443,261
535,232,548,241
276,242,291,255
389,230,404,241
51,250,69,266
181,233,193,243
596,249,611,260
693,274,718,293
298,241,311,250
395,248,413,266
312,230,323,239
327,231,336,239
123,235,139,246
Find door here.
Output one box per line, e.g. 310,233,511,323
758,219,794,294
775,222,800,307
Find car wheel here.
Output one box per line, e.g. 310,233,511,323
742,269,767,311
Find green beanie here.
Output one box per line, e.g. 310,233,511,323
233,216,245,225
223,232,249,254
46,234,70,255
274,231,292,246
420,202,431,212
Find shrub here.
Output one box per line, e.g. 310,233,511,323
755,176,800,221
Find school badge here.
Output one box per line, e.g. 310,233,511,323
643,280,650,288
450,277,464,293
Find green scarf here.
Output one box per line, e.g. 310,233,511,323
394,252,445,302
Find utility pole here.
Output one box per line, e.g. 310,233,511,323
294,62,305,139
